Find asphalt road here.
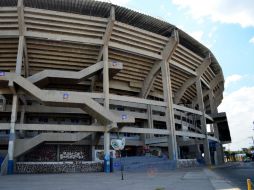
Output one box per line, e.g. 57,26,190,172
213,162,254,190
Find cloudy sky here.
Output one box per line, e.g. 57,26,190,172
100,0,254,150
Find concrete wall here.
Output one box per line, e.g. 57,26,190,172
16,161,103,174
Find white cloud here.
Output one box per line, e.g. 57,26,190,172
172,0,254,28
208,26,217,39
224,74,243,88
249,37,254,44
219,86,254,150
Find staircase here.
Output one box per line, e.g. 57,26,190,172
0,73,134,125
14,132,91,157
113,156,177,172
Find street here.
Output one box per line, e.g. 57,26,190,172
213,162,254,189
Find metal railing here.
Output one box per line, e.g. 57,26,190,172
0,154,8,175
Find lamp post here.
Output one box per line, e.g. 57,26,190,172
111,137,125,180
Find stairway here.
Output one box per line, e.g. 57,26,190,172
0,73,134,125
113,156,177,172
28,60,122,84
14,132,91,157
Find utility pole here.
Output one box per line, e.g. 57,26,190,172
249,136,254,147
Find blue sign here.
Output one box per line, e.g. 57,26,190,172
122,114,127,120
63,93,69,99
113,161,121,168
112,61,118,67
0,71,5,76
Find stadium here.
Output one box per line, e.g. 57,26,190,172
0,0,231,174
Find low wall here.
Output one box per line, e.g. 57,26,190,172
16,161,103,174
177,159,199,168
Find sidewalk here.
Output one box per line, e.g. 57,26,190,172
204,168,241,190
0,167,241,190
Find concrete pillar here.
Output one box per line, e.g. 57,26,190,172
195,144,202,159
57,145,60,162
19,105,25,138
147,105,154,138
209,91,224,165
103,44,110,172
91,133,96,161
15,36,24,75
161,60,177,160
7,95,18,174
104,132,110,155
196,79,211,165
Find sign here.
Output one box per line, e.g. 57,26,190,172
112,61,118,67
111,138,125,150
113,161,121,168
121,114,127,120
63,93,69,99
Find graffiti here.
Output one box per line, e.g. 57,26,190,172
177,159,199,168
59,145,90,161
16,161,103,174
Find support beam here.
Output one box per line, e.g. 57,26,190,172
16,0,27,76
97,6,115,62
15,36,24,75
92,6,115,92
192,72,224,105
209,91,224,164
7,95,18,174
103,43,111,173
23,39,29,77
0,95,6,111
174,55,212,104
19,95,27,138
147,105,154,138
140,30,178,98
161,60,178,160
196,79,211,165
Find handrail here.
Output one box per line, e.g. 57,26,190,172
0,154,8,175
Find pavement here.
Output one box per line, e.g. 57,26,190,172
212,162,254,189
0,167,241,190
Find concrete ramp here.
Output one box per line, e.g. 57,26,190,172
14,132,91,158
28,61,123,85
0,73,134,125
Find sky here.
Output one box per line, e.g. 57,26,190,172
99,0,254,151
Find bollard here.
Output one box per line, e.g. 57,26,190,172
247,179,252,190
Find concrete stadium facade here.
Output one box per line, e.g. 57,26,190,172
0,0,231,174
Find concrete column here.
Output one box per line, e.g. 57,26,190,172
195,144,202,159
19,105,25,138
57,145,60,162
161,60,177,160
147,105,154,138
196,79,211,165
209,91,224,164
103,45,110,172
15,36,24,75
103,45,109,110
7,95,18,174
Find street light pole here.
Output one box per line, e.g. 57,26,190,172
249,136,254,147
